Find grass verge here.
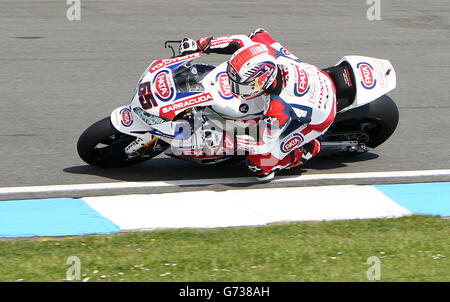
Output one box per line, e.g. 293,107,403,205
0,215,448,282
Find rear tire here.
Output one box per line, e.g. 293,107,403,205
328,94,399,149
77,117,159,167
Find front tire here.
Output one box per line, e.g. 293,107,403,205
77,117,157,167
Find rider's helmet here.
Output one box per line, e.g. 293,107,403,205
226,43,278,100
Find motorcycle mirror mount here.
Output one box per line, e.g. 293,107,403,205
164,40,182,58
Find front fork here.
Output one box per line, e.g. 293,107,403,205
110,105,162,158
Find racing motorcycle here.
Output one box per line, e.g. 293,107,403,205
77,41,399,169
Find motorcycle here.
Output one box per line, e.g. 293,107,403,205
77,40,399,170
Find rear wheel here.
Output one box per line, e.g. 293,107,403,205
322,95,399,154
77,117,166,167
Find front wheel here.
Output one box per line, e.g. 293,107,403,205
77,117,165,167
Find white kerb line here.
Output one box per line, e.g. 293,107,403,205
0,169,450,195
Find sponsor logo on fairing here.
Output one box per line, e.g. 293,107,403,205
120,108,133,127
160,93,213,117
153,70,175,101
294,66,309,96
357,62,377,89
149,52,201,73
239,103,249,113
373,59,387,88
281,133,303,153
342,68,353,87
216,72,234,100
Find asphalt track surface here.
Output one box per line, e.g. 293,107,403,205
1,0,449,199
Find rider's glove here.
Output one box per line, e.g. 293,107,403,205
179,37,213,56
179,38,198,55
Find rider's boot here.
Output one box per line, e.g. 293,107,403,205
295,139,321,167
246,139,321,182
247,147,304,182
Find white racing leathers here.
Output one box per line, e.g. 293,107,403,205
198,30,336,176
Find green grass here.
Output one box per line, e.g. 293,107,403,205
0,215,448,282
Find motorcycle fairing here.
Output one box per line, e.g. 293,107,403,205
110,105,154,142
336,55,396,112
130,52,206,117
201,62,266,121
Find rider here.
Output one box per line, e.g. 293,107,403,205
179,29,337,181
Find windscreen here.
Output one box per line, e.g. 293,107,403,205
172,64,215,93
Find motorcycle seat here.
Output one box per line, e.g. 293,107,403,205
322,61,357,111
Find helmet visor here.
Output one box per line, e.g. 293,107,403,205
229,78,264,99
